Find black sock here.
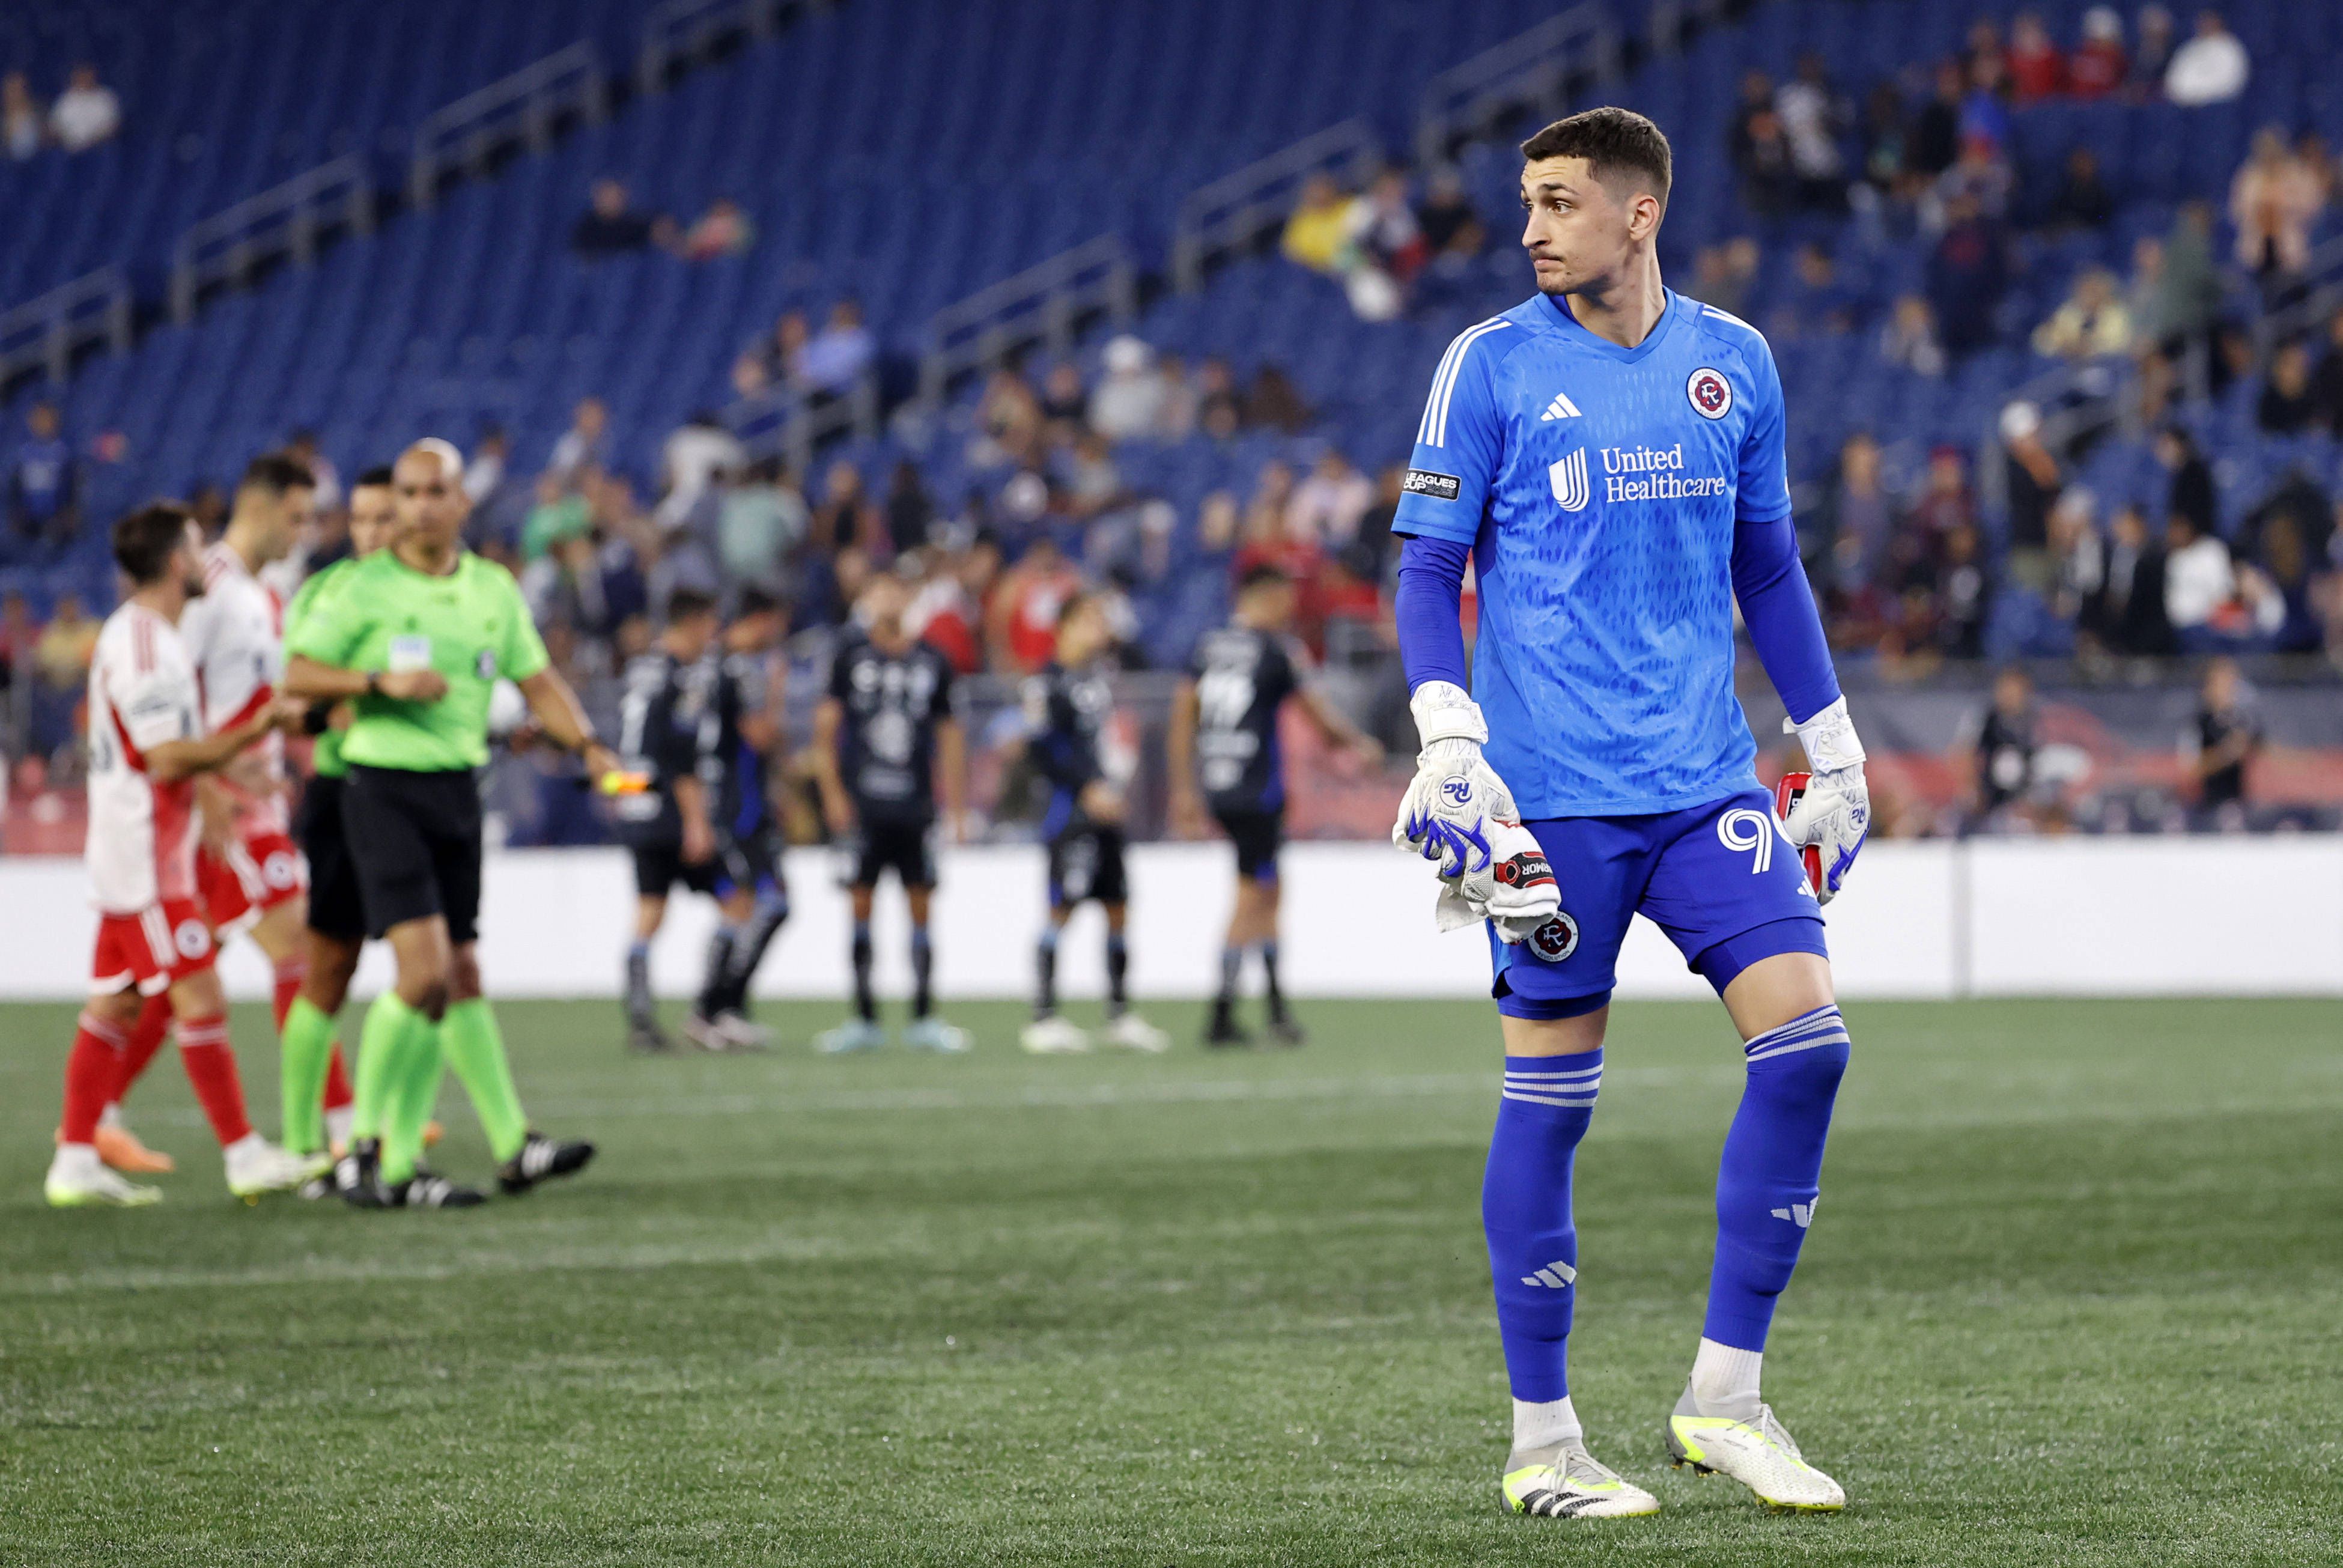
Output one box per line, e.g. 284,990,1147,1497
1217,945,1242,1005
911,926,933,1019
1106,932,1129,1018
625,941,654,1025
719,893,789,1016
694,928,734,1020
852,922,877,1023
1262,940,1284,1015
1036,929,1059,1018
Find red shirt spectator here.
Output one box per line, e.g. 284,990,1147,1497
2068,8,2129,97
988,539,1084,673
2006,14,2066,102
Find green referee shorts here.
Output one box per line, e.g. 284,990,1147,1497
343,765,485,945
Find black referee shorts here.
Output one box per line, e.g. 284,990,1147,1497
848,816,937,891
343,765,484,945
1212,804,1285,883
295,772,369,942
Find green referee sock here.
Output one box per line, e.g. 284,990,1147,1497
279,995,338,1156
353,993,424,1144
439,998,529,1163
381,1023,444,1186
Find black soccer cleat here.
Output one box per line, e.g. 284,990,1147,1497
336,1138,390,1209
1266,1007,1307,1048
627,1018,676,1055
387,1168,486,1209
1205,1003,1253,1049
498,1131,596,1196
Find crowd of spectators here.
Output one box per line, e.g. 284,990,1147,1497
1278,165,1487,321
569,178,755,263
1,62,120,159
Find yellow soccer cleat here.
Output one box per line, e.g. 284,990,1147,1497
1666,1393,1846,1511
1501,1441,1661,1519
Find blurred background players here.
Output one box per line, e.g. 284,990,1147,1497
285,440,608,1207
1168,564,1382,1047
810,570,970,1053
1016,594,1170,1056
696,587,794,1042
47,503,320,1205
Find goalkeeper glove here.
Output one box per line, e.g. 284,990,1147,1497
1391,681,1560,940
1778,695,1870,904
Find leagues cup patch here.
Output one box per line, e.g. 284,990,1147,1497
1686,366,1732,420
1527,912,1579,963
1402,467,1462,501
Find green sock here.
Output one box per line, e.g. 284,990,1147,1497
439,998,527,1162
381,1024,444,1185
353,994,421,1143
279,995,338,1155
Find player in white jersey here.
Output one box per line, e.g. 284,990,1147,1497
45,502,325,1206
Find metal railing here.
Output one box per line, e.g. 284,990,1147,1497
2249,231,2343,362
638,0,789,93
919,235,1137,402
1171,118,1381,293
0,267,132,384
410,41,608,208
1414,4,1622,168
170,156,374,323
726,370,881,472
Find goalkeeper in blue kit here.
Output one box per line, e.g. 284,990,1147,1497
1390,109,1870,1519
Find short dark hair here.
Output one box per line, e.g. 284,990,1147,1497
239,451,317,497
1237,562,1292,595
1056,590,1096,630
113,502,193,585
353,465,395,490
1521,106,1672,209
734,585,780,620
667,586,719,624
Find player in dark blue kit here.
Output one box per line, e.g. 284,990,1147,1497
1167,564,1382,1047
1390,109,1871,1519
810,572,971,1053
1016,594,1170,1056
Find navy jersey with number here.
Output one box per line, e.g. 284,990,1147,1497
615,649,725,843
718,648,779,840
1023,660,1111,837
827,633,956,824
1187,624,1303,813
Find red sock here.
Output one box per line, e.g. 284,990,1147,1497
175,1014,253,1147
109,991,173,1106
272,956,308,1036
61,1009,129,1144
323,1043,354,1112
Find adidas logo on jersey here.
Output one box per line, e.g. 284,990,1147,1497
1539,391,1581,421
1521,1259,1577,1288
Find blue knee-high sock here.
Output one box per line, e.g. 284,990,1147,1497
1483,1051,1603,1403
1703,1005,1851,1351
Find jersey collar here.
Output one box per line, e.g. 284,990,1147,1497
1535,285,1683,364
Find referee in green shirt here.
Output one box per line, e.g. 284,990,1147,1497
286,439,619,1208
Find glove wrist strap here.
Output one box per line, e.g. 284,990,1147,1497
1409,679,1488,748
1785,694,1865,774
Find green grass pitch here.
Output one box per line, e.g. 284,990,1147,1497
2,994,2338,1565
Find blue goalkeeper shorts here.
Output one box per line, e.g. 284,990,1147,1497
1488,786,1827,1020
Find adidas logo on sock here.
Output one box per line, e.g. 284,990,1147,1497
1539,391,1582,421
1520,1259,1577,1288
1770,1201,1817,1229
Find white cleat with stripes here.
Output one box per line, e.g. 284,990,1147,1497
1501,1440,1660,1519
1666,1390,1846,1511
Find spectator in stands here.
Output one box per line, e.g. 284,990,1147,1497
1814,431,1896,580
1776,53,1850,211
34,593,97,690
0,590,35,682
2147,203,2224,358
2069,7,2129,98
1356,168,1426,284
2296,132,2336,210
545,398,608,487
2045,147,2115,231
970,366,1044,468
2308,309,2343,431
2047,487,2106,627
1197,358,1244,440
2164,509,2236,646
717,457,806,593
657,411,744,530
884,460,935,555
733,311,810,400
2231,127,2323,306
2032,267,2132,361
1286,448,1374,546
1415,169,1483,269
810,460,887,562
571,178,663,256
2130,5,2178,97
1927,136,2013,229
2164,8,2249,106
1957,53,2013,161
1089,335,1168,443
1038,361,1088,443
1874,294,1945,378
988,534,1084,673
2090,504,2174,654
1280,174,1359,275
2156,425,2216,539
798,300,876,397
1962,18,2007,85
2187,658,2259,822
2,71,40,160
676,198,754,261
1244,365,1313,435
2256,341,2319,434
1772,242,1858,339
522,472,592,561
1731,100,1796,218
2006,13,2066,102
47,64,118,153
1926,192,2011,356
1960,667,2042,825
1855,80,1910,201
1936,523,1992,658
7,402,77,548
1063,431,1122,521
1906,60,1965,179
2001,401,2063,589
1692,237,1759,318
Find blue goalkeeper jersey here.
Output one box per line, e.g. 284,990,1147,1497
1391,287,1793,817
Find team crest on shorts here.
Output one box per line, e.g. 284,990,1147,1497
263,850,300,889
1686,366,1732,419
174,919,212,959
1527,912,1579,963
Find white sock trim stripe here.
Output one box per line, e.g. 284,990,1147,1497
77,1010,131,1045
1503,1065,1604,1081
1502,1089,1600,1107
1742,1006,1845,1056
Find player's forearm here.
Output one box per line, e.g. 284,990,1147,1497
1165,685,1199,787
1393,535,1471,693
673,777,713,837
148,714,273,782
283,654,371,702
937,720,968,819
1730,514,1840,725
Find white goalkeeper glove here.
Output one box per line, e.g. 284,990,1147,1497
1391,681,1561,941
1780,695,1870,905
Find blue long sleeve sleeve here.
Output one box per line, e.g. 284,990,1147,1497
1731,513,1840,725
1394,533,1472,694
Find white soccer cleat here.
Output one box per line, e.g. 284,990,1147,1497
1501,1439,1661,1519
223,1136,330,1200
1019,1014,1091,1054
901,1017,973,1054
1666,1393,1846,1511
710,1011,773,1050
1101,1012,1172,1053
45,1148,162,1208
815,1018,886,1055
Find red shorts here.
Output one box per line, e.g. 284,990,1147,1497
92,899,216,997
196,831,307,935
